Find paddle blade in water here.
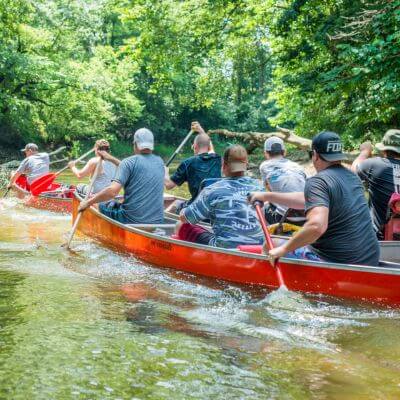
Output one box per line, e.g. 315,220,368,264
30,173,56,196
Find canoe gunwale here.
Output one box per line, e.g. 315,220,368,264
74,193,400,277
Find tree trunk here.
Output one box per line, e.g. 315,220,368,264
208,126,311,153
207,127,356,162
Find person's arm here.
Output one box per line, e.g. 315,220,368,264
97,150,121,166
248,191,305,210
164,167,177,190
209,141,215,154
78,181,122,211
268,206,328,261
68,158,96,179
351,141,373,173
179,188,211,224
8,159,28,188
191,121,206,135
165,161,187,190
8,171,22,188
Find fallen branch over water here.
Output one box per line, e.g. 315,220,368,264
208,126,356,162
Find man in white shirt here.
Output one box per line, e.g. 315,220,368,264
259,137,306,224
8,143,50,190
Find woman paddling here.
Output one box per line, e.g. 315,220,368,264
68,139,120,196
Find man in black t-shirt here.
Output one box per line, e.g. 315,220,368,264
351,129,400,239
249,131,380,266
165,121,222,212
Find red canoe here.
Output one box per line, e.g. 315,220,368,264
13,175,179,215
72,195,400,307
14,176,73,214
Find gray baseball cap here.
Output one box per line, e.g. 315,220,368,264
264,136,285,152
133,128,154,150
20,143,38,152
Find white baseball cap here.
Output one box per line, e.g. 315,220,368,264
134,128,154,150
264,136,285,152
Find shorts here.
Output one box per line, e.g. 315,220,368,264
264,204,283,225
76,183,89,197
99,201,129,224
265,204,306,226
175,199,189,214
177,223,214,245
285,246,322,261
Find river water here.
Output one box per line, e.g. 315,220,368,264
0,196,400,399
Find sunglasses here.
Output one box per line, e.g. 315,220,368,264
308,150,314,159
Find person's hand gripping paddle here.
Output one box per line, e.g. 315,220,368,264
30,148,94,196
248,195,287,289
63,156,102,250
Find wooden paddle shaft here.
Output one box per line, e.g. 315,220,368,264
166,130,195,167
55,148,95,176
2,188,11,198
65,157,102,249
254,202,286,287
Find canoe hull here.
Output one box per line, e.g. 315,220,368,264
25,194,72,214
13,185,72,214
72,196,400,307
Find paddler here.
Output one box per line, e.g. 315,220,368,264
164,121,222,213
78,128,165,224
68,139,119,195
7,143,50,191
351,129,400,239
177,145,265,249
259,136,307,225
249,131,380,266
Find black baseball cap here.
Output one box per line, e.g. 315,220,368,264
311,131,347,162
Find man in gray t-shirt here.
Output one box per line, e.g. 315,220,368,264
250,131,380,266
79,128,165,224
8,143,50,189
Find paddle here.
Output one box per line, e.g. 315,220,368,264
165,130,195,167
2,187,11,199
64,157,103,249
30,148,95,196
252,200,286,288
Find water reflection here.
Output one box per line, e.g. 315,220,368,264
0,195,400,398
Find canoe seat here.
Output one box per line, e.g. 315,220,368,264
379,261,400,269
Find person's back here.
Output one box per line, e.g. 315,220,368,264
352,131,400,238
165,123,222,206
357,157,400,235
17,152,49,184
183,177,264,248
92,160,117,194
116,154,165,224
175,152,222,202
306,165,379,265
260,157,306,213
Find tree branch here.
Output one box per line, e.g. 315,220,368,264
207,127,357,162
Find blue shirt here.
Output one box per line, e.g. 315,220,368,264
113,154,164,224
183,176,265,248
171,153,222,203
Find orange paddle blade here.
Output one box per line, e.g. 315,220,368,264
30,173,57,196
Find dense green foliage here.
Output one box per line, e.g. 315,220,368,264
268,0,400,144
0,0,399,151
